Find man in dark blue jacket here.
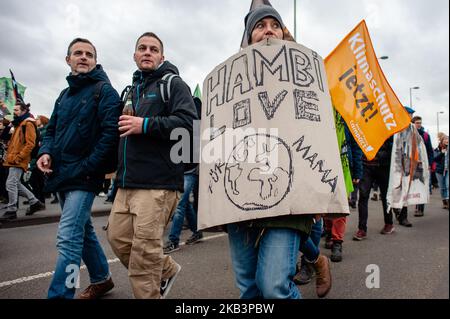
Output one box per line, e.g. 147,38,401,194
37,38,121,299
107,32,198,299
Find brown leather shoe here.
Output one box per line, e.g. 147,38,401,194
314,255,332,298
78,277,114,299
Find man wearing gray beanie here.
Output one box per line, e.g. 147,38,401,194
244,5,285,45
227,4,332,300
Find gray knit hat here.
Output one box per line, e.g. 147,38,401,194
244,5,285,45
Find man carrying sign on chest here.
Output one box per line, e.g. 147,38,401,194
198,4,352,299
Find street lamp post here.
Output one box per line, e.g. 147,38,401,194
410,86,420,108
437,111,444,134
294,0,297,41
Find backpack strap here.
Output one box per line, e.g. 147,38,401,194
160,74,180,104
21,120,37,145
93,81,108,105
21,124,26,145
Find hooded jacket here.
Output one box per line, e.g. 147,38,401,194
116,61,198,192
39,65,121,193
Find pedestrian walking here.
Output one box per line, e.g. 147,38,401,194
38,38,121,299
107,32,198,299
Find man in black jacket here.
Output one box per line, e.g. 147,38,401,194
107,32,198,299
353,137,395,240
37,38,121,299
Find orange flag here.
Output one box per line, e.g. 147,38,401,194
325,20,411,160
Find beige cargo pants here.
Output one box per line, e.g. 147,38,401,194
107,189,180,299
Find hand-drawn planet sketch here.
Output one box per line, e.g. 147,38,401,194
224,134,293,211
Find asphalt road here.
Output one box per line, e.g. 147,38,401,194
0,192,448,299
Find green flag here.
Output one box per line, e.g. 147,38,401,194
193,84,202,99
334,108,354,195
0,77,26,118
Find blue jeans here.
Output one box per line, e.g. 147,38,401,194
48,191,110,299
227,224,301,299
168,174,198,244
300,218,323,263
446,172,449,197
436,173,449,200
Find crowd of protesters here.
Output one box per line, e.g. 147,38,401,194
0,4,448,301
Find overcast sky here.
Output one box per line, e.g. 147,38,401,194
1,0,448,142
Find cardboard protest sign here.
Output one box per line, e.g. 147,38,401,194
198,38,350,230
387,124,430,209
325,20,411,161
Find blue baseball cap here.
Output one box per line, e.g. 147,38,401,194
404,106,415,114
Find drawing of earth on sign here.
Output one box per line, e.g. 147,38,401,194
224,134,293,211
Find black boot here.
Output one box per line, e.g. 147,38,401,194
293,257,315,285
1,211,17,220
26,201,46,216
331,242,343,263
415,205,424,217
398,207,412,227
399,218,413,227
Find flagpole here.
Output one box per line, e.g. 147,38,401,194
294,0,297,41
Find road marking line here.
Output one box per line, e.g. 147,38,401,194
0,233,227,289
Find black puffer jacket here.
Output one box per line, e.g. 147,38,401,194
116,61,198,192
363,136,393,167
39,65,121,193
